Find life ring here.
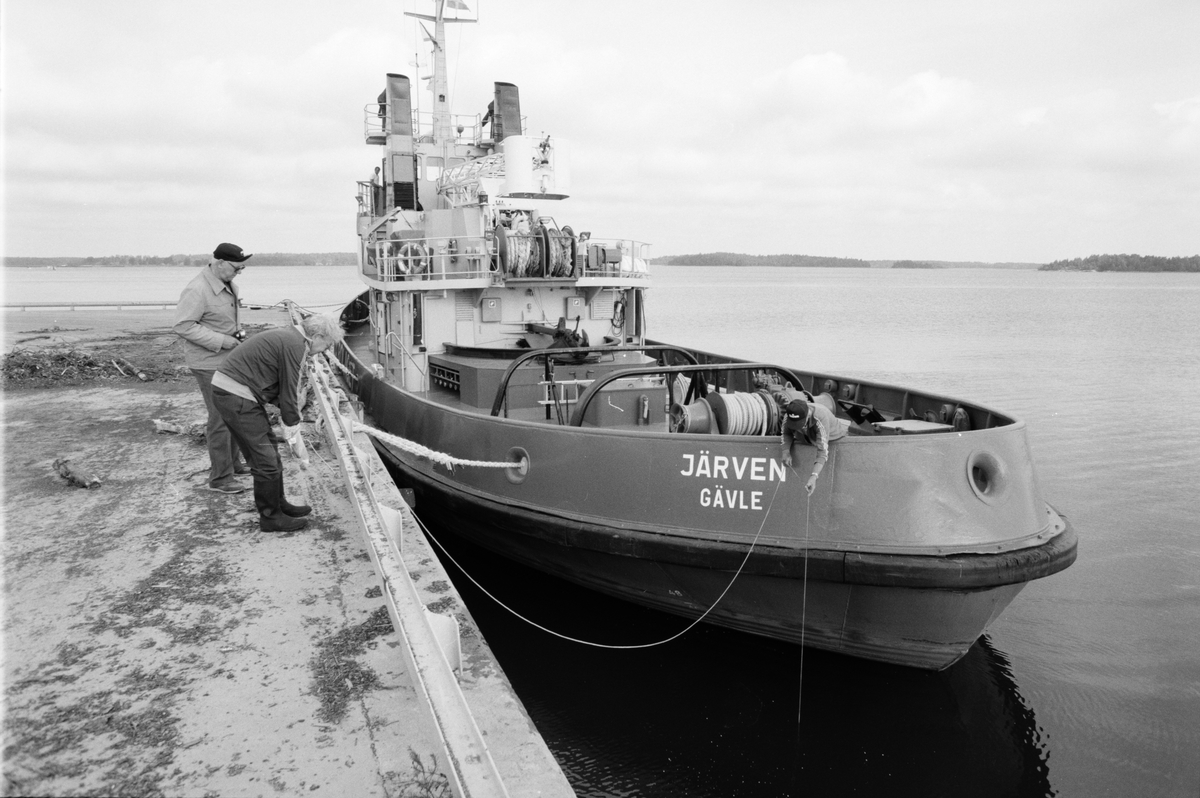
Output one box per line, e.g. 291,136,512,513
398,243,430,275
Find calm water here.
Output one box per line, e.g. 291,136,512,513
10,264,1197,796
1,264,363,312
426,266,1200,797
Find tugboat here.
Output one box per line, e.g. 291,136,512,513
333,0,1076,670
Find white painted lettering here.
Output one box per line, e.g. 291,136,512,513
681,454,695,476
770,459,786,482
751,491,763,510
732,457,749,480
696,453,711,478
751,458,766,481
713,456,729,480
700,487,711,507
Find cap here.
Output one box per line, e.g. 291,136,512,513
785,399,811,421
213,243,252,263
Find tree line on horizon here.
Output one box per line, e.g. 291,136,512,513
3,253,358,268
1039,254,1199,272
656,252,871,268
9,251,1196,272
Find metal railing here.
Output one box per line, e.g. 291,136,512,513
364,234,493,283
489,344,699,417
365,104,521,148
578,238,652,279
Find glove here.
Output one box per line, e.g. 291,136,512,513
283,424,310,468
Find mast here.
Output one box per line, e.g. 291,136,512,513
405,0,476,145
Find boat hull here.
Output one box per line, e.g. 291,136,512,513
373,437,1073,670
339,345,1077,670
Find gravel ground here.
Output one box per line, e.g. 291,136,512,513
1,311,450,797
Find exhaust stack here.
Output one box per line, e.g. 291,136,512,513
382,74,418,210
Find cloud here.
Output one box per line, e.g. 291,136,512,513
4,1,1199,261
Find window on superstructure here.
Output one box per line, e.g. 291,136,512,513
424,157,445,181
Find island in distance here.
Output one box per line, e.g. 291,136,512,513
655,252,1199,272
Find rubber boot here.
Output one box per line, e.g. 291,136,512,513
281,498,312,518
255,474,308,532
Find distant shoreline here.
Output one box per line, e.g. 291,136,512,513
7,252,1198,272
657,252,1199,272
3,254,357,269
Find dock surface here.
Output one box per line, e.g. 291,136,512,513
2,309,572,797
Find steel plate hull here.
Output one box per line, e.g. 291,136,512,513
341,349,1077,670
374,437,1066,670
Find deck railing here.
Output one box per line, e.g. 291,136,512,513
361,232,651,285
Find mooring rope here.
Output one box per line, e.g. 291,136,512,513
416,477,787,650
349,421,515,471
798,479,811,726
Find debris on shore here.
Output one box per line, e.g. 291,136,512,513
152,419,206,443
310,605,395,725
53,457,102,489
2,345,185,389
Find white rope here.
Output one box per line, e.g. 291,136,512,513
350,421,516,471
416,477,786,650
326,355,355,376
798,470,811,725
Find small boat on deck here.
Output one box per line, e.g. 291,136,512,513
331,1,1076,670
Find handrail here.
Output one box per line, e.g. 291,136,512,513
568,362,806,428
488,344,699,417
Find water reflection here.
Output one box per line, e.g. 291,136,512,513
423,522,1054,797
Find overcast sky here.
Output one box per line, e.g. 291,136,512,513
4,0,1198,262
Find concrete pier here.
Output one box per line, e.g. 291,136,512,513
2,308,573,796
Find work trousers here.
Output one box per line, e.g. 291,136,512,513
191,368,246,484
211,388,288,524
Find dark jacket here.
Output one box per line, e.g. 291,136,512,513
217,326,309,426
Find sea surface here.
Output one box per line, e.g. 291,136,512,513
430,266,1200,798
7,264,1197,796
1,264,363,313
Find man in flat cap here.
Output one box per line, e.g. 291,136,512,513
174,243,253,494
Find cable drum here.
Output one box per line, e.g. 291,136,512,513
669,398,713,434
716,391,772,436
669,391,778,435
756,388,781,435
